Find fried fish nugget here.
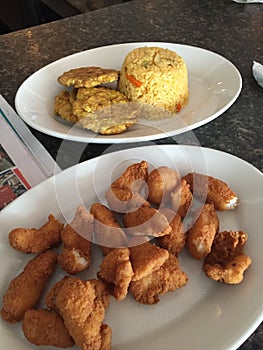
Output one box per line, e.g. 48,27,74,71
105,160,148,213
158,208,186,256
183,172,238,211
58,66,119,88
187,203,219,260
147,166,180,206
98,248,134,301
123,205,172,237
45,276,70,311
203,231,252,284
170,179,193,217
8,214,64,254
47,277,111,350
58,205,93,275
129,241,169,281
1,250,57,323
100,324,112,350
129,253,188,304
90,203,128,255
22,309,75,348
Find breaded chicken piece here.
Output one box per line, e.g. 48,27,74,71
187,203,219,260
130,252,188,304
54,89,79,123
170,179,193,217
45,276,70,311
8,214,64,254
147,166,180,205
157,208,186,256
203,231,252,284
98,248,134,301
105,160,148,213
46,277,111,350
100,324,112,350
46,277,111,311
90,203,128,255
183,172,238,211
89,279,111,309
58,66,119,88
123,205,172,237
1,250,57,323
22,308,75,348
129,241,169,281
58,205,93,275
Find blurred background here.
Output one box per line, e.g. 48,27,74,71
0,0,131,34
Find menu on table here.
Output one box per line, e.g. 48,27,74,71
0,95,60,210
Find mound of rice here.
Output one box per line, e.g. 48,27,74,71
118,46,189,115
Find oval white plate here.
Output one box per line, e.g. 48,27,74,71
15,42,242,143
0,145,262,350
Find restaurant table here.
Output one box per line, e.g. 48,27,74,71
0,0,262,348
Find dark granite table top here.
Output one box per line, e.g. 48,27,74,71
0,0,262,348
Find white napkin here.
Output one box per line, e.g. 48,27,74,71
233,0,263,3
252,61,263,88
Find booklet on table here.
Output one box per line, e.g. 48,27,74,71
0,95,60,210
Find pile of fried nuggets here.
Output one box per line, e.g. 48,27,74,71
0,160,252,349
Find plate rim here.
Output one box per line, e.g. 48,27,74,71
14,42,242,144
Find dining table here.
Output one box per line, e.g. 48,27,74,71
0,0,262,349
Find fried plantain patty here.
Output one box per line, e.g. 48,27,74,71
54,89,79,123
72,87,128,118
58,66,119,88
54,87,137,134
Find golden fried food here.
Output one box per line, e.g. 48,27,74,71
78,107,137,135
183,172,239,211
129,252,188,304
8,214,63,254
54,86,137,135
187,203,219,260
203,231,252,284
157,208,186,256
45,276,71,312
46,277,111,350
98,248,134,301
100,324,112,350
72,87,128,118
58,66,119,88
123,205,172,237
170,179,193,217
129,241,169,281
58,205,93,275
105,160,148,213
22,308,75,348
1,250,57,323
147,166,180,205
54,89,79,123
90,203,128,255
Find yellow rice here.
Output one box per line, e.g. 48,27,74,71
118,46,189,115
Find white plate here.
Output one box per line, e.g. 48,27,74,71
0,145,262,350
15,42,242,143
